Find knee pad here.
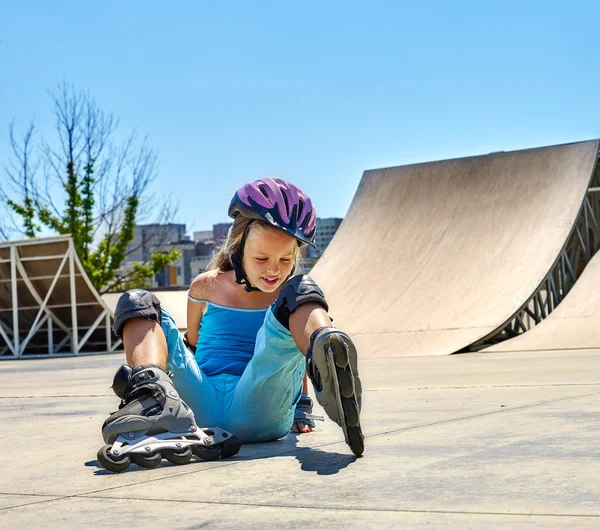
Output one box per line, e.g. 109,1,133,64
112,289,162,338
273,275,329,330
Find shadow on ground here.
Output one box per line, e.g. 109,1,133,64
85,431,358,476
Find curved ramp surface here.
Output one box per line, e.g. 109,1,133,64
310,140,600,357
0,236,119,358
484,250,600,352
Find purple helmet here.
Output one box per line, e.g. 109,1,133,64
228,178,317,247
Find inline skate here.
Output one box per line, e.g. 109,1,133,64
98,364,241,473
306,327,364,456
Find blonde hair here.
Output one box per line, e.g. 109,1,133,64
206,216,302,276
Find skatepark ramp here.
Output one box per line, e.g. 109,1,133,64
310,140,600,357
484,247,600,353
0,236,120,359
102,290,188,331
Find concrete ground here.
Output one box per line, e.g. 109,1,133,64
1,349,599,529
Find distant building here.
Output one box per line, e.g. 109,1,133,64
153,238,195,287
126,224,187,263
193,230,213,244
295,218,343,273
213,223,232,243
190,239,215,277
147,223,232,283
307,218,343,259
122,223,190,288
190,255,212,276
121,217,342,286
195,241,213,258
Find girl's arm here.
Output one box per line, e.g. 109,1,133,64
186,274,208,347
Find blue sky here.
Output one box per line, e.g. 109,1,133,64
1,1,599,235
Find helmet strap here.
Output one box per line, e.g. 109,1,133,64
231,220,262,292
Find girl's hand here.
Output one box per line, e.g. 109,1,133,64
291,421,313,434
292,389,322,434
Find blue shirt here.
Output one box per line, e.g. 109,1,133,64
188,295,268,377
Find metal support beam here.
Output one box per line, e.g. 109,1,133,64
78,310,107,351
586,197,600,232
19,315,49,355
55,334,71,353
10,245,20,357
563,252,576,284
69,242,79,354
105,312,112,351
0,320,13,339
0,301,100,314
0,323,15,356
14,254,71,334
48,318,53,354
0,272,82,284
18,253,69,355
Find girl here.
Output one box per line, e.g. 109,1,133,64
98,179,363,472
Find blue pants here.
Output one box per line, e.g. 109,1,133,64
162,307,305,443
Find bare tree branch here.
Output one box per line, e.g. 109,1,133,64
2,81,181,290
1,120,40,236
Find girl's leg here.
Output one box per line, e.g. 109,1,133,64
230,275,364,455
100,292,241,471
160,307,222,428
112,290,221,428
288,304,332,433
122,319,168,368
227,308,305,443
230,305,331,440
279,277,365,456
288,303,332,354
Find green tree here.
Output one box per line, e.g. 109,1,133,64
1,82,180,293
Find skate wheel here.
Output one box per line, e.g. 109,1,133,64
221,436,242,458
163,447,193,465
130,451,162,469
347,425,364,457
329,334,349,369
342,396,360,427
337,365,354,399
192,444,222,461
97,445,131,473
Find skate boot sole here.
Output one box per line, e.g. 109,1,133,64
325,334,364,457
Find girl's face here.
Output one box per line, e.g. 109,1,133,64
242,225,297,292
